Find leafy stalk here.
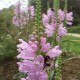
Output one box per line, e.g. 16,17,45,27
35,0,42,38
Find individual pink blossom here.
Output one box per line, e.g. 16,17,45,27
47,8,55,19
58,9,65,21
58,23,67,36
40,37,51,52
17,60,34,73
17,39,36,60
40,37,46,46
56,36,60,41
42,14,49,26
66,12,73,25
26,70,48,80
41,43,51,52
21,78,26,80
47,46,62,58
44,24,55,37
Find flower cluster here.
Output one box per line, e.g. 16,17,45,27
12,1,26,27
42,9,73,40
17,37,62,80
12,1,35,27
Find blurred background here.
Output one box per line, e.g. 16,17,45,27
0,0,80,80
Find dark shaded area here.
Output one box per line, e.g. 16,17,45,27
0,58,18,80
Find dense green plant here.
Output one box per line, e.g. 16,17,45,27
0,35,17,58
67,26,80,33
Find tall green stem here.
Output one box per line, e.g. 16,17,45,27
64,0,67,11
47,1,50,9
35,0,41,38
54,0,59,11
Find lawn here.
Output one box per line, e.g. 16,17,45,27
61,35,80,56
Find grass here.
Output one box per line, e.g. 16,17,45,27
61,35,80,56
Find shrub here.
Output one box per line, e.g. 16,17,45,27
67,26,80,33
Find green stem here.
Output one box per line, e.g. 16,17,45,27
47,1,50,9
64,0,67,11
35,0,41,38
53,0,59,10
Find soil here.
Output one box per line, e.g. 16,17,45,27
62,57,80,80
0,58,18,80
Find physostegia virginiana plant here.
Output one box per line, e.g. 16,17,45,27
12,0,73,80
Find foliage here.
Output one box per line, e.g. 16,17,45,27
67,26,80,33
61,35,80,56
0,6,18,59
0,35,17,58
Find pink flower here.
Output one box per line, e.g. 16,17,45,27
56,36,60,41
17,39,36,60
40,37,51,52
17,60,34,73
58,23,67,36
58,9,65,21
45,24,55,37
42,14,49,26
47,8,54,18
26,70,48,80
41,43,51,52
31,44,38,51
66,12,73,21
21,78,26,80
47,46,62,58
66,12,73,25
40,37,46,46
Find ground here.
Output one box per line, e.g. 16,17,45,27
0,58,18,80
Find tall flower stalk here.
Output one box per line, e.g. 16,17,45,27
35,0,42,38
12,0,35,40
15,0,73,80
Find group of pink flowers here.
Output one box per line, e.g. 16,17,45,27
12,1,35,27
17,37,62,80
13,1,73,80
42,9,73,41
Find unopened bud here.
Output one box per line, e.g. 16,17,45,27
35,35,38,38
31,37,36,41
33,32,36,35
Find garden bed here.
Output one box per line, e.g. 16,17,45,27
0,58,18,80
